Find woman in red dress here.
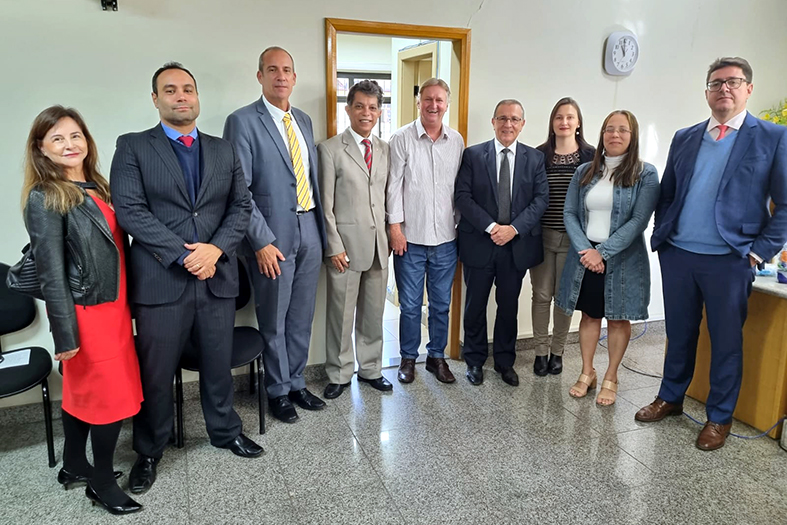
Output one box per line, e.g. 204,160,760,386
22,106,143,515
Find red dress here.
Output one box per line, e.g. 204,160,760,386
61,196,143,425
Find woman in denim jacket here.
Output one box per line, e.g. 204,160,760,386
556,110,659,406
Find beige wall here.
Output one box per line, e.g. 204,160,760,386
2,0,786,406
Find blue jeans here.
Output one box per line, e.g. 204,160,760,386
393,240,458,360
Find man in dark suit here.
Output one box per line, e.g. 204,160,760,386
111,62,263,494
636,57,787,450
455,99,549,387
223,47,327,423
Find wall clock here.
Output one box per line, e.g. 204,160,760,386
604,31,639,76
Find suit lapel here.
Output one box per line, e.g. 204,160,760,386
719,113,757,192
195,133,217,206
256,99,295,176
371,135,384,180
675,122,706,204
484,140,498,204
343,129,370,176
149,125,191,203
512,142,528,199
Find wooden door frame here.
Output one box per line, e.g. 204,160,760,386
325,18,471,360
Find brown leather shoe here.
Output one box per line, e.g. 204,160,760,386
634,397,684,422
696,421,732,451
425,357,456,383
398,358,416,383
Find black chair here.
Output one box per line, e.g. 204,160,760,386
174,257,265,448
0,263,56,467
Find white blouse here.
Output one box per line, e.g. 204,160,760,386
585,154,625,243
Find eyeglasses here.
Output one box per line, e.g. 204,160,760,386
706,77,747,92
603,127,631,135
494,116,523,124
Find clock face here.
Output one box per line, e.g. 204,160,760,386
612,36,638,73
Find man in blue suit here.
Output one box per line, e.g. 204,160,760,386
636,57,787,450
224,47,327,423
455,99,549,386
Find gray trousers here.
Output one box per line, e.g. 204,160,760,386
248,211,322,398
324,252,386,384
529,227,573,357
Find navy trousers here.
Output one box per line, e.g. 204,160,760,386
657,244,754,424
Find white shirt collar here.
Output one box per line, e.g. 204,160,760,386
415,118,447,140
262,94,291,123
494,138,518,155
348,126,372,147
707,109,748,132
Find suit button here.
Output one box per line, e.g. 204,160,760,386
371,204,375,208
291,183,296,188
193,212,199,217
371,226,376,230
291,207,296,212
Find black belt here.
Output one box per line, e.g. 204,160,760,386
296,208,314,215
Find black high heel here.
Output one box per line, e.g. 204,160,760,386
57,468,123,490
85,482,142,515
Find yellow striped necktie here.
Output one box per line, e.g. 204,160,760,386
283,113,311,210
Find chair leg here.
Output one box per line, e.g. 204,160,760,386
175,368,185,449
41,378,56,468
257,355,265,435
249,362,255,395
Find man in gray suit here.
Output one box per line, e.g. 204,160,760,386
111,62,263,495
223,47,327,423
319,80,392,399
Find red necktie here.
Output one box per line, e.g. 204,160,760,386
178,135,194,148
362,139,372,171
716,124,729,141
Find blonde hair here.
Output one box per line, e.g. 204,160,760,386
418,78,451,102
22,106,110,214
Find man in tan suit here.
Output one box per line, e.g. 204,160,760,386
319,80,392,399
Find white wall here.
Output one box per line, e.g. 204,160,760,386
2,0,786,407
337,34,392,73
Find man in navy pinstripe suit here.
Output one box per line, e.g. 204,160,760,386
111,63,263,495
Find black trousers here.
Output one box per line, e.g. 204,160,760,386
462,243,526,368
132,279,241,458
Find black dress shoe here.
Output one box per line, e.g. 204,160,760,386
357,375,393,392
128,455,159,495
533,355,548,376
495,365,520,386
57,468,122,490
85,482,142,515
547,354,563,375
224,433,264,458
466,366,484,385
324,382,351,399
269,395,299,423
288,388,327,411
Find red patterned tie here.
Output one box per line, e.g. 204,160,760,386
716,124,729,141
362,139,372,172
178,135,194,148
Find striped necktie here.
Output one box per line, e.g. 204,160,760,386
283,113,311,210
362,139,372,172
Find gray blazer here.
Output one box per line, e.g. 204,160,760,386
318,128,389,272
223,97,327,256
110,124,252,306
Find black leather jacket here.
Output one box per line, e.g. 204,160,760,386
24,186,121,353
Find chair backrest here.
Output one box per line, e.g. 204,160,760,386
235,257,252,312
0,263,38,348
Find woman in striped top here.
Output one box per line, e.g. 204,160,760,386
531,98,595,377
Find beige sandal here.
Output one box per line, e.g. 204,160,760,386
569,369,597,398
596,380,618,406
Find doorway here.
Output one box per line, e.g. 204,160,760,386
325,18,471,361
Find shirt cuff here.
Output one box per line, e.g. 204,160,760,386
510,225,518,235
485,222,496,234
177,250,191,266
749,252,763,264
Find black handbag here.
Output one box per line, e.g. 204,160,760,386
6,243,45,300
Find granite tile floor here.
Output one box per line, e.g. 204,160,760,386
1,321,787,525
